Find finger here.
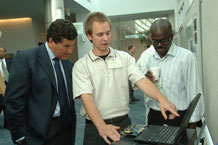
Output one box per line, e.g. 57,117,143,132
145,74,151,78
152,76,156,82
108,133,120,143
147,71,153,74
106,126,121,141
103,136,111,145
145,74,153,81
112,125,120,130
168,114,176,119
111,129,121,138
168,107,180,117
160,110,167,120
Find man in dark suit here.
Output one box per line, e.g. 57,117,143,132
4,19,78,145
0,46,11,128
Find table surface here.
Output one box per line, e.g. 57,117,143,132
112,128,197,145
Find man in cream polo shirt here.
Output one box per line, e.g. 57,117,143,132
73,12,179,145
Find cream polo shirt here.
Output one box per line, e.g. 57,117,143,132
73,47,144,120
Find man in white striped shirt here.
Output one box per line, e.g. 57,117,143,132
143,19,204,129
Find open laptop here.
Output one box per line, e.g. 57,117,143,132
134,93,201,145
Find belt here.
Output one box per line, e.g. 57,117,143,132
86,114,128,124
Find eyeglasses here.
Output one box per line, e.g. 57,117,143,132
152,37,172,45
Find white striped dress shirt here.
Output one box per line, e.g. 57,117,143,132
145,43,204,123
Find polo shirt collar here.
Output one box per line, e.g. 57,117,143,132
88,47,116,61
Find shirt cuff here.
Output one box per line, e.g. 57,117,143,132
16,136,25,142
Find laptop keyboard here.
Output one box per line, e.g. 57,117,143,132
144,126,179,144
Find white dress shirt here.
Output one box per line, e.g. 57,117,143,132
0,58,9,82
137,45,155,74
45,42,69,117
144,43,205,123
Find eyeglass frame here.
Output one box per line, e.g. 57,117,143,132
151,36,172,45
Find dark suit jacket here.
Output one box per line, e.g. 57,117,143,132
5,58,12,72
0,58,11,114
4,45,76,145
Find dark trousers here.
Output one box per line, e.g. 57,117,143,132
44,118,73,145
0,94,4,115
0,94,7,128
148,108,187,127
128,81,134,102
83,115,131,145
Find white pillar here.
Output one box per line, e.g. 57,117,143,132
44,0,65,30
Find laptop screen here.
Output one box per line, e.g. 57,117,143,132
173,93,201,143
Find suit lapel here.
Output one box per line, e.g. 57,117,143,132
5,59,11,72
38,45,57,90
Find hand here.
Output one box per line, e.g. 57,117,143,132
98,124,121,145
159,97,180,120
145,71,156,82
17,139,24,145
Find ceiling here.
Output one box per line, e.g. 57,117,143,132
109,10,173,35
0,0,89,20
0,0,173,35
64,0,90,14
0,0,173,20
109,10,173,22
0,0,44,19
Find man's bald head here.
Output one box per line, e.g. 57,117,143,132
150,19,173,36
150,19,173,58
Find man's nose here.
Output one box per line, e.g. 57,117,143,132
157,42,162,46
103,34,108,41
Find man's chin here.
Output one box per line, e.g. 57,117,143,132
102,45,109,49
60,56,69,60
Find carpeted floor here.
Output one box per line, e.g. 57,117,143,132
0,90,146,145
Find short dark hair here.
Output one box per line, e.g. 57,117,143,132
128,45,134,51
46,19,78,43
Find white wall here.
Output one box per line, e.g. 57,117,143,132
99,0,176,16
75,12,93,58
0,18,36,54
32,18,46,44
174,0,218,143
184,0,202,74
71,0,100,59
201,0,218,143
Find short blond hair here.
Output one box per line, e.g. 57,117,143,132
84,12,111,36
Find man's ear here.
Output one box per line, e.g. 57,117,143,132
48,37,55,48
48,37,53,43
87,34,93,43
87,34,92,42
170,33,174,40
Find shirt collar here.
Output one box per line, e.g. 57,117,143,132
88,47,116,61
153,43,176,59
0,58,5,61
45,42,56,61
